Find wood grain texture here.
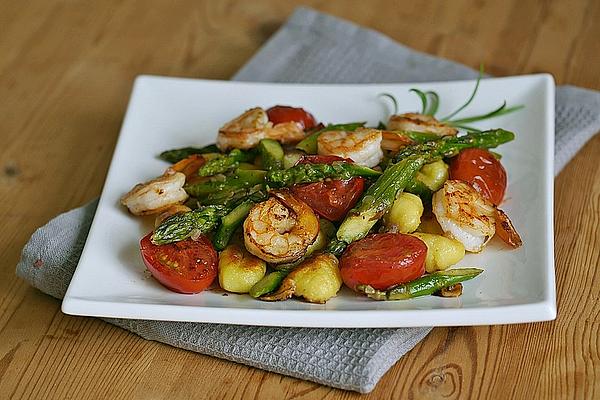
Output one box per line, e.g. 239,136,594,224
0,0,598,398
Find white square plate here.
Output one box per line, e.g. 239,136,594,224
62,74,555,327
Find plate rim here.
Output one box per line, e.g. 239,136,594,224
62,73,556,328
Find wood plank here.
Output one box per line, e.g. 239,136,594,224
0,0,598,398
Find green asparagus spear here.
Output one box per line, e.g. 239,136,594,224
213,195,266,251
151,205,228,245
336,155,428,244
296,122,366,154
185,169,266,198
187,161,379,209
393,129,515,162
237,162,261,170
325,238,348,257
258,139,284,170
393,130,441,143
249,270,289,298
197,149,255,176
201,187,255,209
201,185,267,210
404,178,433,202
356,268,483,300
266,162,381,188
405,160,450,202
159,144,220,163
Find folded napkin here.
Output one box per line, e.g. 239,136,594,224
16,7,600,393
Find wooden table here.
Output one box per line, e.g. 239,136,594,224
1,1,598,398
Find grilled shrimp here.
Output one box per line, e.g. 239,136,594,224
495,208,523,248
381,130,414,152
244,190,319,264
388,113,457,137
317,127,384,167
120,172,189,216
217,108,305,151
432,180,496,252
266,121,305,144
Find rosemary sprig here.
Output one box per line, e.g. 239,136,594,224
378,93,399,115
407,89,439,116
447,101,525,126
379,64,523,132
409,89,428,114
440,64,484,121
424,91,439,116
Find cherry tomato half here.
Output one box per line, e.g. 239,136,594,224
140,233,218,294
340,233,427,291
449,148,507,205
266,105,317,130
290,155,365,221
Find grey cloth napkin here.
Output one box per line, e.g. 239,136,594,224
16,7,600,393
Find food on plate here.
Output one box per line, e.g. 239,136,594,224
217,107,305,151
140,233,217,294
249,270,288,298
123,75,523,303
243,190,320,264
197,149,255,177
317,127,384,168
159,144,219,163
166,154,207,178
289,155,367,221
432,179,497,253
296,122,366,154
266,105,317,130
494,208,523,248
218,244,266,293
437,283,463,297
260,253,342,303
414,160,449,192
410,232,465,273
449,148,507,205
151,205,228,245
388,112,458,137
383,192,424,233
340,233,427,291
121,172,188,216
154,204,192,227
356,268,482,300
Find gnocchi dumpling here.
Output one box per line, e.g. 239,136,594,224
384,192,424,233
411,232,465,273
218,244,267,293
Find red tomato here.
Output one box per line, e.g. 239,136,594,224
449,148,507,205
290,155,365,221
140,233,218,294
266,105,317,130
340,233,427,291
